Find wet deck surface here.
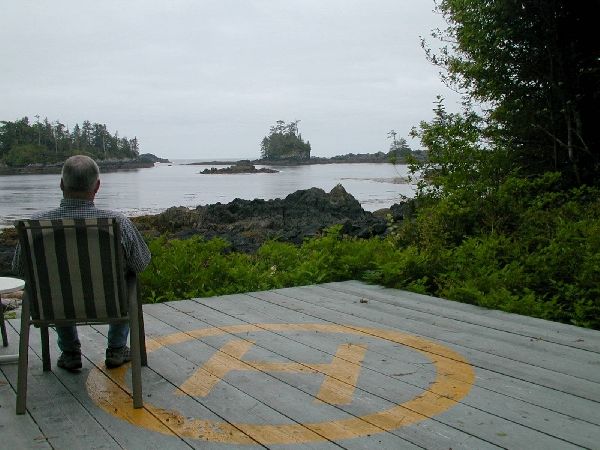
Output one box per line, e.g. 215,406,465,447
1,281,600,449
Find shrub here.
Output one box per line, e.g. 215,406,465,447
138,176,600,330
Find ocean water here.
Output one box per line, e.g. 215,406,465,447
0,161,415,227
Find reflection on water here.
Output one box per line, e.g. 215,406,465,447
0,162,415,226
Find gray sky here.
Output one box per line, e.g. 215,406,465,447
1,0,460,160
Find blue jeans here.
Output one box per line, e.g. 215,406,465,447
57,324,129,353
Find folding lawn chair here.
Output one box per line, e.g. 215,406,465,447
14,218,146,414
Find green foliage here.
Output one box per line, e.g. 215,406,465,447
4,144,58,166
427,1,600,186
378,2,600,330
386,130,413,165
391,176,600,329
260,120,311,161
140,236,247,302
410,98,513,201
0,116,140,165
140,226,398,303
138,180,600,330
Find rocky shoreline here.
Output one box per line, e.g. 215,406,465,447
0,153,169,176
0,185,413,275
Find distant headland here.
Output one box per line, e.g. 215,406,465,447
0,153,171,175
187,150,425,168
0,116,173,175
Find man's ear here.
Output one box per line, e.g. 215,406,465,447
60,179,65,191
94,179,101,193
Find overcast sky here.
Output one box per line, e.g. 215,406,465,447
1,1,461,160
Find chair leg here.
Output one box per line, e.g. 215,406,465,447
0,298,8,347
130,334,143,408
41,326,51,371
137,293,147,367
127,275,143,408
129,314,143,408
16,294,31,415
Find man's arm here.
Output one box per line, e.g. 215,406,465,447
118,217,151,273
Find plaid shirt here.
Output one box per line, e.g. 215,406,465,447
12,198,151,274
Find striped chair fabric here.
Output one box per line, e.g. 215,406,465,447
16,218,128,324
14,218,145,414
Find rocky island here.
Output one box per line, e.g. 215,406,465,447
199,161,278,174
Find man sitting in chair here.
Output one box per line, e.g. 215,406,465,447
12,155,151,371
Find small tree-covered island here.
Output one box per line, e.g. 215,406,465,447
193,119,419,173
260,120,311,161
257,119,418,165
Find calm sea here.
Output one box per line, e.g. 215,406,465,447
0,161,415,227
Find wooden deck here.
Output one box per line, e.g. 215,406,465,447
1,281,599,449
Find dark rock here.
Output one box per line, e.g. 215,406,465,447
138,153,171,163
134,185,389,252
389,201,416,222
98,159,155,171
199,163,278,174
255,152,392,165
373,199,418,223
149,206,199,232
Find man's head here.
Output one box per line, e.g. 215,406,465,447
60,155,100,199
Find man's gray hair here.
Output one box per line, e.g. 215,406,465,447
61,155,100,192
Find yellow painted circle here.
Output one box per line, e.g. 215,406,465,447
87,323,475,445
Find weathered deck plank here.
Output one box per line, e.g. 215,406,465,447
129,314,348,449
1,281,599,449
142,303,425,450
0,323,124,449
251,285,600,403
156,299,500,450
195,290,599,438
285,284,600,382
213,288,600,424
0,365,51,449
309,284,600,380
172,291,597,449
331,281,600,352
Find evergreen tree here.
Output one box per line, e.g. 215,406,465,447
423,0,600,187
0,117,140,166
260,120,311,160
387,130,412,163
